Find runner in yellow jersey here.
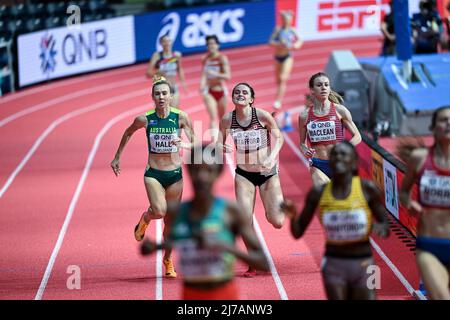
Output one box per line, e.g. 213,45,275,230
281,141,389,299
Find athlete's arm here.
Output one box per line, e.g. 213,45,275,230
176,52,188,93
199,57,208,95
282,185,324,239
362,180,390,238
298,108,315,157
268,27,281,46
292,28,303,49
176,111,197,149
146,52,159,79
399,148,427,215
336,104,362,146
220,202,269,272
258,109,284,165
217,113,233,152
111,115,147,176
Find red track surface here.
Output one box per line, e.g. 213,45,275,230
0,37,421,300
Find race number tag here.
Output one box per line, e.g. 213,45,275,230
149,132,178,153
204,62,221,80
177,239,226,279
232,130,262,152
307,121,336,143
420,173,450,207
322,208,369,242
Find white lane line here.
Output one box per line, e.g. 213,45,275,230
34,104,149,300
0,78,144,127
370,239,426,300
0,64,145,104
225,153,289,300
0,89,147,199
282,105,426,300
0,40,368,127
0,78,304,200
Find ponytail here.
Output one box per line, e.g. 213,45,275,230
395,137,426,163
328,90,344,104
151,74,173,95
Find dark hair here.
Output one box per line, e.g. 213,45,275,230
188,144,224,174
205,35,220,45
307,72,344,105
151,75,173,96
232,82,255,106
159,32,171,43
330,141,359,175
430,105,450,129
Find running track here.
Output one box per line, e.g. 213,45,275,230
0,37,422,300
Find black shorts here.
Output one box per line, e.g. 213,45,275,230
235,166,278,187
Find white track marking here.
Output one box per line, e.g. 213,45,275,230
0,40,379,125
34,104,149,300
0,77,303,199
0,78,144,127
0,89,147,199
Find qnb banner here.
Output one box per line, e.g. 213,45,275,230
18,16,135,87
296,0,422,41
134,0,275,61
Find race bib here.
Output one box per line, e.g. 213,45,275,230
420,173,450,207
205,64,221,79
149,132,178,153
307,121,336,143
322,208,369,242
177,240,227,279
232,130,262,151
159,62,177,77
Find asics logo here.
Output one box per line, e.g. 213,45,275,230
157,9,245,50
156,13,180,52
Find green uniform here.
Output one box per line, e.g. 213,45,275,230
144,107,182,188
170,198,236,284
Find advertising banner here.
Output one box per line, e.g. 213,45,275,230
383,159,399,219
18,16,135,87
296,0,422,41
134,0,275,62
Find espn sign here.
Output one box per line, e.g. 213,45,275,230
296,0,421,40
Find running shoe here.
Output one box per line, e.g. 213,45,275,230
134,214,148,241
273,101,281,110
243,267,257,278
164,258,177,278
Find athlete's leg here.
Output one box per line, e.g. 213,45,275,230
235,173,257,227
351,287,376,300
217,94,228,123
259,175,284,229
235,173,258,276
417,249,450,300
134,177,167,242
203,92,219,140
162,179,183,261
324,284,349,300
275,57,294,107
310,167,330,187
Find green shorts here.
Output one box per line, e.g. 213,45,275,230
144,166,182,189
